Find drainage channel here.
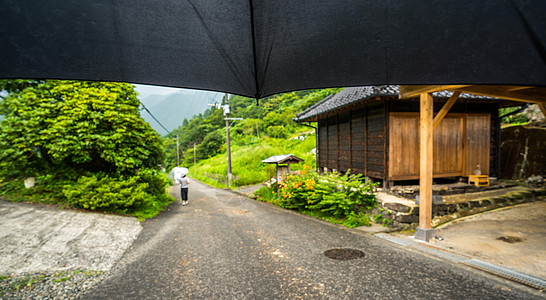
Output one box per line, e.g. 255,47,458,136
374,233,546,292
463,259,546,291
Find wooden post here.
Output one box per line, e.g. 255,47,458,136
433,91,461,130
538,103,546,119
416,92,434,242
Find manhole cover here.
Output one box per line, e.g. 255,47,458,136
496,236,523,243
323,248,365,260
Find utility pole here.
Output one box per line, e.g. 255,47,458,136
194,142,196,171
225,93,232,187
176,135,180,166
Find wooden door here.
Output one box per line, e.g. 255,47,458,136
465,114,490,175
389,113,420,179
433,115,464,176
389,113,465,180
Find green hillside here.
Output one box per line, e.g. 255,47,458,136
164,88,342,187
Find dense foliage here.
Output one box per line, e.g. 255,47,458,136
0,80,164,177
0,80,173,219
256,167,379,228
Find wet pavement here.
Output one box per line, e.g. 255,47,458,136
85,181,542,299
1,182,544,299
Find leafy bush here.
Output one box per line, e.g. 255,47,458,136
60,169,173,214
279,167,377,215
255,167,378,227
63,174,152,211
344,212,372,228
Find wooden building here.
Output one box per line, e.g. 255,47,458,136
294,86,521,186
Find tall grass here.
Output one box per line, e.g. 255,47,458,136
189,134,316,188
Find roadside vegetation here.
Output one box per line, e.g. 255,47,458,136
0,80,174,220
255,166,379,228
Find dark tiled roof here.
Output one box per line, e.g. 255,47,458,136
294,85,498,122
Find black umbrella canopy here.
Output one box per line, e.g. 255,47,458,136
1,0,545,98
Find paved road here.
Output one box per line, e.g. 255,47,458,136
84,181,541,299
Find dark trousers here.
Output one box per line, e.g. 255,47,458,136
181,187,188,201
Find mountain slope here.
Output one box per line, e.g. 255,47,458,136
140,92,221,134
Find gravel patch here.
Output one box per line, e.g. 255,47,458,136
0,269,105,299
0,201,143,299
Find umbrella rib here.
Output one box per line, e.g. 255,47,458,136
248,0,260,100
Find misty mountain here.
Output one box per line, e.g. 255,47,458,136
139,92,219,135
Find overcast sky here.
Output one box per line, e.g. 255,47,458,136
133,84,225,105
133,84,197,98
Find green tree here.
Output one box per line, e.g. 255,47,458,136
196,130,225,160
0,80,164,179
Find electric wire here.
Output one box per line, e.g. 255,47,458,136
139,100,170,135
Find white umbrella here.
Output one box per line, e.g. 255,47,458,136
169,167,189,182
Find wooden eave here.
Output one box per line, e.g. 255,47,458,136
399,85,546,105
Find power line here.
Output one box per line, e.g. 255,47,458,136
139,100,170,135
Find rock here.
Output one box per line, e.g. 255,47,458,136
395,214,419,223
526,175,544,187
383,202,411,213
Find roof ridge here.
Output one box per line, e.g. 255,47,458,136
295,93,335,117
295,85,505,122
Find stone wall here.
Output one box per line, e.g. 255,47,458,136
371,187,546,229
501,125,546,179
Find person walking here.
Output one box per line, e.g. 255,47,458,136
176,174,190,205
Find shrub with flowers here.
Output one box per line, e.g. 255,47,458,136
256,165,378,227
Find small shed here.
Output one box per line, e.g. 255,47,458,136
262,154,304,181
294,86,521,187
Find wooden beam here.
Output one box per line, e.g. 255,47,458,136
416,92,434,241
449,85,546,104
539,103,546,119
506,86,533,92
399,85,470,99
433,91,461,130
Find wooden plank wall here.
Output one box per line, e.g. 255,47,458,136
351,107,366,174
433,115,464,176
318,118,328,169
390,100,500,178
316,99,500,181
388,113,420,178
339,111,351,171
388,113,465,180
465,114,491,176
366,104,386,179
327,116,338,170
317,101,386,178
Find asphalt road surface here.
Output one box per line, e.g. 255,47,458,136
84,181,542,299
